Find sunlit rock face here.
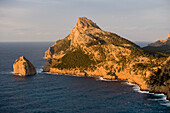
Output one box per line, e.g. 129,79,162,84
13,56,36,76
43,17,170,100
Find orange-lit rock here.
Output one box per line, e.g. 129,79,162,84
13,56,36,76
43,17,170,100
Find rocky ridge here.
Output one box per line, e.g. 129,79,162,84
13,56,36,76
143,33,170,54
148,39,170,47
148,33,170,47
43,17,170,100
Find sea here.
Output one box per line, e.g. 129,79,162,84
0,42,169,113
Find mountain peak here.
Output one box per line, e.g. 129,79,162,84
148,33,170,47
76,17,100,29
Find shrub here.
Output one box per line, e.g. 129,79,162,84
86,40,99,47
53,38,71,53
52,49,95,69
133,63,148,70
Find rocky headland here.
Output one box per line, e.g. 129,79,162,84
43,17,170,100
144,33,170,54
148,33,170,47
13,56,36,76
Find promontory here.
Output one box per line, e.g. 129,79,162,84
144,33,170,54
13,56,36,76
43,17,170,100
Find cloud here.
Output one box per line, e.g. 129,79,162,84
0,7,29,18
0,0,170,42
15,28,31,31
103,26,110,29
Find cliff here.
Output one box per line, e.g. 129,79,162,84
148,33,170,47
43,17,170,99
13,56,36,76
144,33,170,54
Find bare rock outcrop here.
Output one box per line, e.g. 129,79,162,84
13,56,36,76
43,59,52,72
76,17,100,29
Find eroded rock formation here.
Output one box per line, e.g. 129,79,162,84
13,56,36,76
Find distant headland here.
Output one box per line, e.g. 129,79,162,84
144,33,170,54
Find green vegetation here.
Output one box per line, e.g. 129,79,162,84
132,61,161,72
148,69,170,86
15,58,20,63
129,48,148,58
93,45,106,61
86,40,99,47
133,63,148,70
107,71,113,76
52,49,95,69
143,45,170,54
23,62,27,65
53,36,71,53
85,28,94,33
46,18,170,90
109,32,140,48
93,32,140,48
15,56,27,63
143,49,169,58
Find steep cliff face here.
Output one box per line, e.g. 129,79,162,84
43,17,170,99
44,17,140,60
13,56,36,76
147,57,170,99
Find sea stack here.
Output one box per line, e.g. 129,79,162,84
13,56,36,76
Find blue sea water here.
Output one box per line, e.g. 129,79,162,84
0,42,169,113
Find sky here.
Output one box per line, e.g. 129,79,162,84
0,0,170,42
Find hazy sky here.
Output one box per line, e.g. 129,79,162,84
0,0,170,42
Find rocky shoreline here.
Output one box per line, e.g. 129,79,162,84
46,69,170,101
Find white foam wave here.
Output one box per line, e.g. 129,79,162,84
36,68,43,74
0,71,13,75
133,85,140,91
12,73,22,76
124,82,150,94
97,77,118,81
44,72,83,77
148,96,167,101
160,102,170,107
17,73,22,76
125,82,136,86
44,72,60,75
64,74,83,77
149,95,170,107
124,82,170,107
132,85,150,94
